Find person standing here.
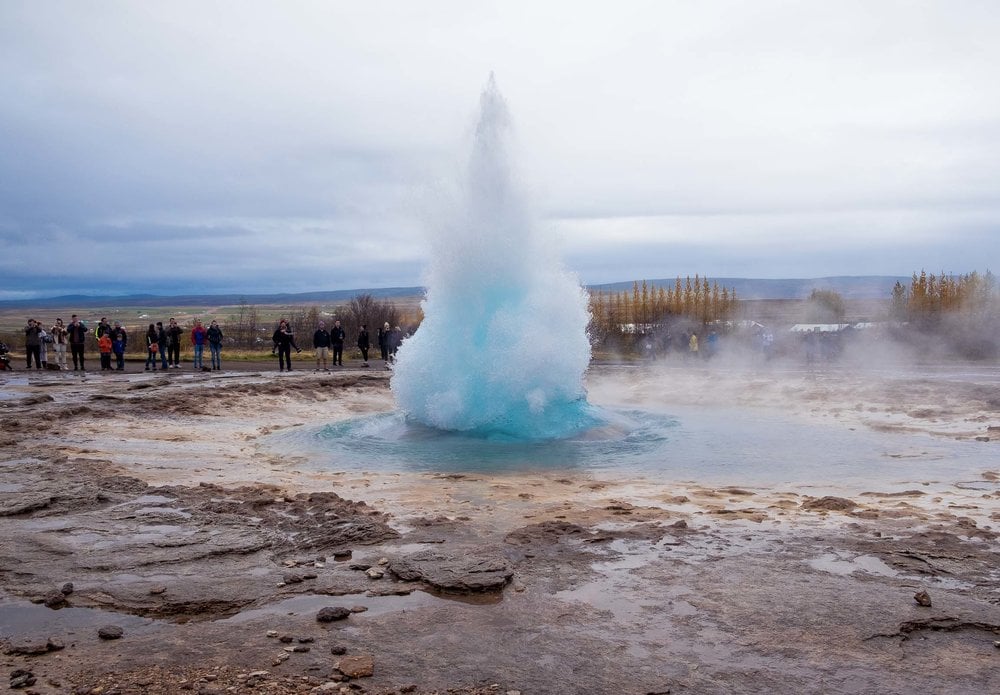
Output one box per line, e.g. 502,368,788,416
98,332,113,371
96,317,111,340
312,320,331,371
272,319,300,372
111,321,127,371
688,332,699,358
38,325,51,368
24,319,42,370
330,320,346,367
190,320,207,370
207,320,224,371
378,322,390,363
156,322,169,370
51,318,67,370
389,326,402,362
144,323,159,371
166,318,183,368
357,324,370,367
66,315,88,370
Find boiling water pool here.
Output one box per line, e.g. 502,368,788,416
266,404,996,488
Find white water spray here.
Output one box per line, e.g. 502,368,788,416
390,76,594,440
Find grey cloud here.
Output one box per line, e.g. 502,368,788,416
3,1,1000,298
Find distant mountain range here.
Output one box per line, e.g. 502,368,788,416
0,287,422,309
0,276,906,308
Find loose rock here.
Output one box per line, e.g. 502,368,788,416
9,669,35,689
316,606,351,623
43,590,68,608
98,625,124,640
914,590,932,607
4,639,49,656
336,654,374,678
801,496,857,512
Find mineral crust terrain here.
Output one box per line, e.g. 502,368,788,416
1,362,998,694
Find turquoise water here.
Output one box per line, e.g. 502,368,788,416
268,404,996,487
299,406,677,472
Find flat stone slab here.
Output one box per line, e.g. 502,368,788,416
388,548,513,593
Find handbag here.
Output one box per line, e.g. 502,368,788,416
149,342,159,352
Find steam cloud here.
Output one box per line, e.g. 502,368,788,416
390,76,594,440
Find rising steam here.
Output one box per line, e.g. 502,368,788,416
390,75,594,440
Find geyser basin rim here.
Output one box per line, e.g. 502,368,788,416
266,404,997,485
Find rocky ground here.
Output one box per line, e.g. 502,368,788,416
1,362,999,694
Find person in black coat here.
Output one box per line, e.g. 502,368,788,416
66,314,89,370
272,319,300,372
330,320,346,367
377,322,390,363
313,321,331,371
24,319,42,370
357,324,370,367
166,318,183,368
157,322,169,370
144,323,159,371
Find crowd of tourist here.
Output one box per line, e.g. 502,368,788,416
4,316,405,374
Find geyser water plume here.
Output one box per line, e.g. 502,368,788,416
391,76,594,440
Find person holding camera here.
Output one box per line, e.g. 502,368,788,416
51,318,67,369
24,319,42,370
66,315,89,370
272,319,300,372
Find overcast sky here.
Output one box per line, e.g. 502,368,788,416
2,1,999,299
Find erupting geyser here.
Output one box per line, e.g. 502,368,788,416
390,76,595,440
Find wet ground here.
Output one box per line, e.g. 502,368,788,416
1,361,998,694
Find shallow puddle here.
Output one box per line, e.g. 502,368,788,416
0,600,158,640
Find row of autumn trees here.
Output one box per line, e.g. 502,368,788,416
225,294,409,350
888,270,998,358
588,276,739,345
890,270,997,323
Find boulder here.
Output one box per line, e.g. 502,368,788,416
388,548,513,593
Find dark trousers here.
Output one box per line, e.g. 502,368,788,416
380,343,389,361
26,345,41,368
168,343,180,366
71,344,85,369
359,346,369,362
278,345,292,370
332,344,343,366
100,353,112,370
115,351,125,370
